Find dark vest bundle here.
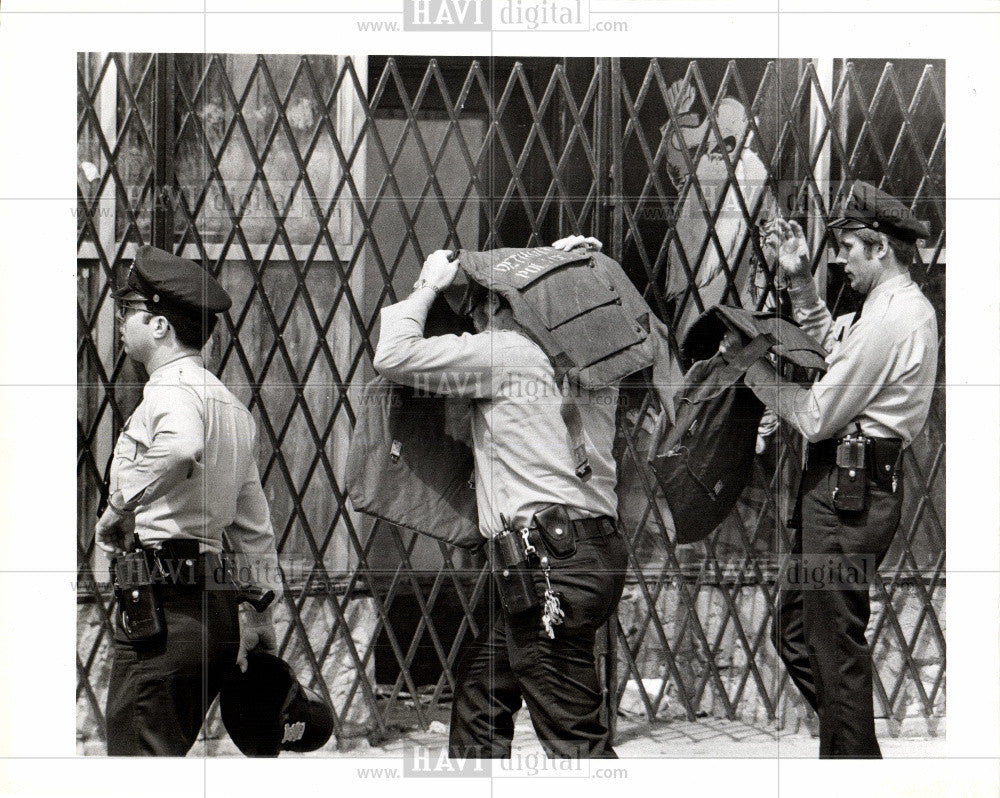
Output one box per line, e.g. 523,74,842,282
650,305,828,544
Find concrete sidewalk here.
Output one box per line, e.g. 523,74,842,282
154,713,943,758
344,716,945,759
611,717,945,758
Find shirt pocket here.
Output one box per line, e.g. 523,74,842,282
113,416,148,465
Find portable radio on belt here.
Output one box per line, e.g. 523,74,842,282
489,516,542,615
488,511,568,638
111,546,165,642
833,427,869,514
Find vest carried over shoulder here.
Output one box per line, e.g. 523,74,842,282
447,247,659,388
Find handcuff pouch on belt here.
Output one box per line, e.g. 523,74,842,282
833,428,869,514
111,549,165,642
531,503,575,559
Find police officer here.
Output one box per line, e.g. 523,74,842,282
373,240,627,759
744,182,938,757
96,245,282,756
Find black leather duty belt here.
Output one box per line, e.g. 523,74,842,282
806,436,904,486
570,515,619,541
151,538,205,560
143,540,223,589
807,436,902,464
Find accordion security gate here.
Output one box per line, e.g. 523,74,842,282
77,54,945,748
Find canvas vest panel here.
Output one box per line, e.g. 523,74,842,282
346,298,481,549
345,376,481,549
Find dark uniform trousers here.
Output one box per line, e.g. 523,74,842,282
449,526,628,760
774,446,904,759
106,553,240,756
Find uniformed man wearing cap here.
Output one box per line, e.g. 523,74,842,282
96,245,282,756
744,182,938,757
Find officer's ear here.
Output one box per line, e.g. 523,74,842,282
874,233,890,260
148,314,171,340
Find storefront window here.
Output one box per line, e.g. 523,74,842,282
174,54,341,246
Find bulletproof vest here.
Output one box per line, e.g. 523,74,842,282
680,304,830,372
345,376,481,550
347,248,672,548
346,297,481,549
448,247,657,388
650,305,828,544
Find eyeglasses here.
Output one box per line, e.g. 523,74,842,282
115,299,151,321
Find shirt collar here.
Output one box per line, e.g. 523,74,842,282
148,353,204,379
863,272,912,310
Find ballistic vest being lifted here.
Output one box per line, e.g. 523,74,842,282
346,247,667,549
447,247,663,389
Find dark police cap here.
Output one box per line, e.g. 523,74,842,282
113,245,231,315
220,651,334,757
827,181,930,244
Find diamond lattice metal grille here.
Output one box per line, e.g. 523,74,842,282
78,56,944,750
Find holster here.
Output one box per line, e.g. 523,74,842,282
487,530,541,615
111,549,165,642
